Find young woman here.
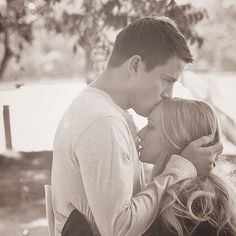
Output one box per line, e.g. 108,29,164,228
62,98,236,236
139,98,236,236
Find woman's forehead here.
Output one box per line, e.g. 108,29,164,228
148,105,162,121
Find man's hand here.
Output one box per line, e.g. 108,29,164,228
181,135,223,176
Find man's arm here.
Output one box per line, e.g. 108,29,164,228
75,117,196,236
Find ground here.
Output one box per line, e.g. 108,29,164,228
1,151,236,236
0,151,52,236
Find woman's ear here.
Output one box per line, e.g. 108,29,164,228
127,55,143,76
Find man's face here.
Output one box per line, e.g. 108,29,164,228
129,56,186,117
138,106,165,164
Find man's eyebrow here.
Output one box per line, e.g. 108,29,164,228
162,75,178,82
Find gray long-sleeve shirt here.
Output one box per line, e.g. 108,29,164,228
51,87,196,236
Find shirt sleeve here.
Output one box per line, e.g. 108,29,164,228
75,117,197,236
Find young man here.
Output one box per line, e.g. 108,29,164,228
51,17,222,236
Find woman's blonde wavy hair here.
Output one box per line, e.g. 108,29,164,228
154,174,236,236
150,98,236,236
151,98,220,179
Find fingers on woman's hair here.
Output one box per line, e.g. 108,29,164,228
192,135,214,147
215,142,223,154
204,142,223,155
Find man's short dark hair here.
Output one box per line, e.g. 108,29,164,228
107,17,194,71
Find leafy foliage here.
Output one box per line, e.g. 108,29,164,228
0,0,208,81
0,0,49,79
46,0,208,82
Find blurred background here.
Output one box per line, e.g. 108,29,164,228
0,0,236,235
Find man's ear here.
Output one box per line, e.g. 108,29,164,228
127,55,142,76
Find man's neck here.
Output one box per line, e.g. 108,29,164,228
90,67,130,111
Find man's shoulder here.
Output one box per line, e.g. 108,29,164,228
71,87,126,123
56,88,129,140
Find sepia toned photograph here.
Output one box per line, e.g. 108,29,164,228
0,0,236,235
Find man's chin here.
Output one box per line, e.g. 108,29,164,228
136,109,150,118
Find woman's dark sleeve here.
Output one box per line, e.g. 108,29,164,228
62,209,94,236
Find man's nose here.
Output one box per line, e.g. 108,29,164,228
162,85,173,98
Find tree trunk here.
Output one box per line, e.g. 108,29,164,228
0,31,13,80
3,105,12,150
85,49,94,84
